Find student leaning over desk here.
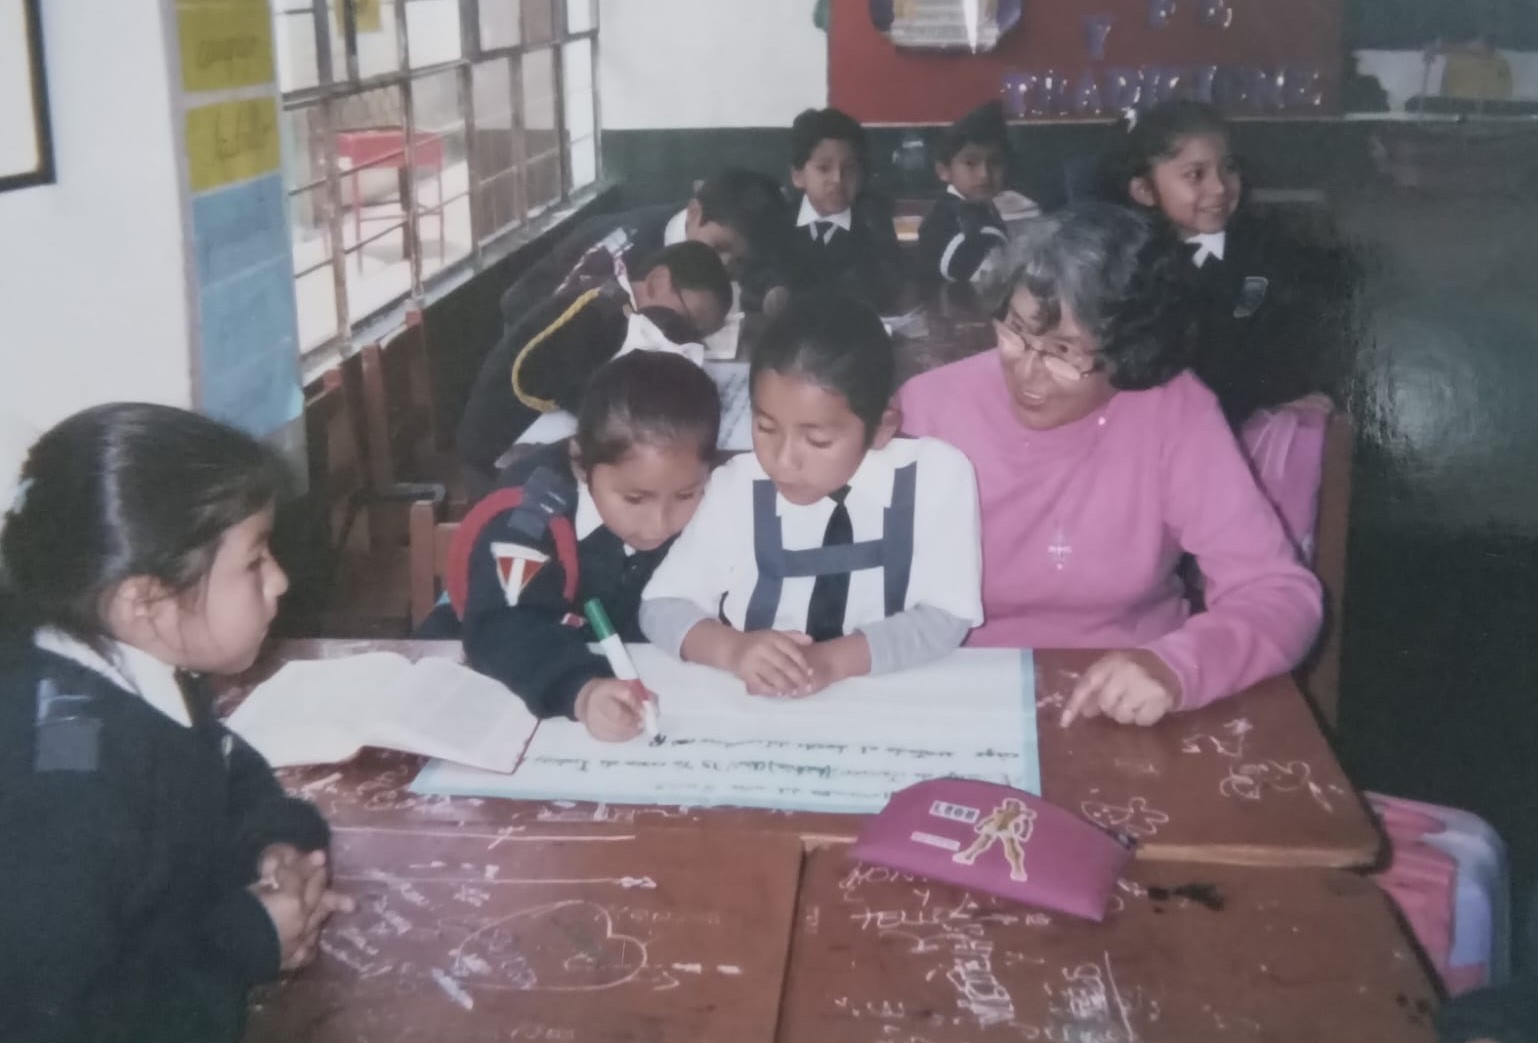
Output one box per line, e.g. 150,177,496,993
640,291,984,698
898,203,1322,727
0,404,351,1043
457,352,722,743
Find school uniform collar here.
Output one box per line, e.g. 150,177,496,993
34,627,192,728
575,483,636,556
947,185,968,201
1186,231,1227,267
664,206,689,247
797,195,853,233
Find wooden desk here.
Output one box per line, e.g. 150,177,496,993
233,641,1380,870
778,847,1438,1043
245,827,803,1042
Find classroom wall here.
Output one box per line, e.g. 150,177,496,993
596,0,828,130
0,0,192,485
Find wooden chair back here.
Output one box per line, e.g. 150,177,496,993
1300,410,1354,728
360,310,439,488
303,372,369,560
409,499,460,628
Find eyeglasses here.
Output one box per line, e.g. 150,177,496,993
993,318,1102,384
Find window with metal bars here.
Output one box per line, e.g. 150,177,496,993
270,0,600,356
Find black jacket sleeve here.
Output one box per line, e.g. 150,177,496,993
222,728,330,874
498,212,628,327
914,195,1006,284
456,316,541,477
0,760,129,1042
511,291,630,415
461,506,612,719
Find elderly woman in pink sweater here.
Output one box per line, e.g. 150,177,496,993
898,203,1321,727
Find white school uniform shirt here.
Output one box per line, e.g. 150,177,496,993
611,260,706,366
797,195,853,242
575,481,635,557
664,207,689,246
644,436,984,634
35,627,191,727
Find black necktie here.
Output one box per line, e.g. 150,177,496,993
805,487,852,642
814,220,835,245
173,669,211,728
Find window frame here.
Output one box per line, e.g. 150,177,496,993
274,0,602,361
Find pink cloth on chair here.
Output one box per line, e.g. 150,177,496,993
1368,792,1510,995
1239,397,1331,562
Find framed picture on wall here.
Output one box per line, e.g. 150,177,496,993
0,0,53,192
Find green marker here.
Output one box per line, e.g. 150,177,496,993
583,598,661,743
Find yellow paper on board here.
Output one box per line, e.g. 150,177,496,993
185,99,282,193
176,0,275,92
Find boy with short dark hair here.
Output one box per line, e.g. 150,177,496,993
497,168,787,329
915,99,1038,284
459,241,732,492
777,107,904,312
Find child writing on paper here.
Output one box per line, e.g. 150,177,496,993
0,404,352,1043
460,352,721,741
458,240,733,490
640,292,984,697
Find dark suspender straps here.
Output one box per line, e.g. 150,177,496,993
741,463,919,632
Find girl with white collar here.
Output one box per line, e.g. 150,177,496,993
0,403,352,1042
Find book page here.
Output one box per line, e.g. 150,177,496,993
414,648,1038,814
228,653,537,772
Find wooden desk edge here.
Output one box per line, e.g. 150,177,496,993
1137,839,1383,870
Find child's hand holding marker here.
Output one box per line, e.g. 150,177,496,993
583,599,665,745
575,677,649,742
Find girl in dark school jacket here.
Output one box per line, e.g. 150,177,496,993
1101,99,1349,429
457,352,721,741
456,239,732,491
0,403,351,1043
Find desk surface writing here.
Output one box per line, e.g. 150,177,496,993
778,848,1438,1043
236,641,1379,869
244,828,802,1043
1034,651,1378,868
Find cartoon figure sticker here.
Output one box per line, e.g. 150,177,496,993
491,542,548,606
952,797,1036,881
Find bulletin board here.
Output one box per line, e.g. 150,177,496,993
828,0,1344,123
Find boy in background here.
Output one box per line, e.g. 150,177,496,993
498,168,787,329
458,241,732,493
776,107,904,313
915,99,1038,285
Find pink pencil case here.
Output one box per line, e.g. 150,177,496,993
852,778,1135,921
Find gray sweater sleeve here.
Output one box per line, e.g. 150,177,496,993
856,605,973,675
638,598,713,658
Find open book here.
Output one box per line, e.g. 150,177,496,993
226,653,538,773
